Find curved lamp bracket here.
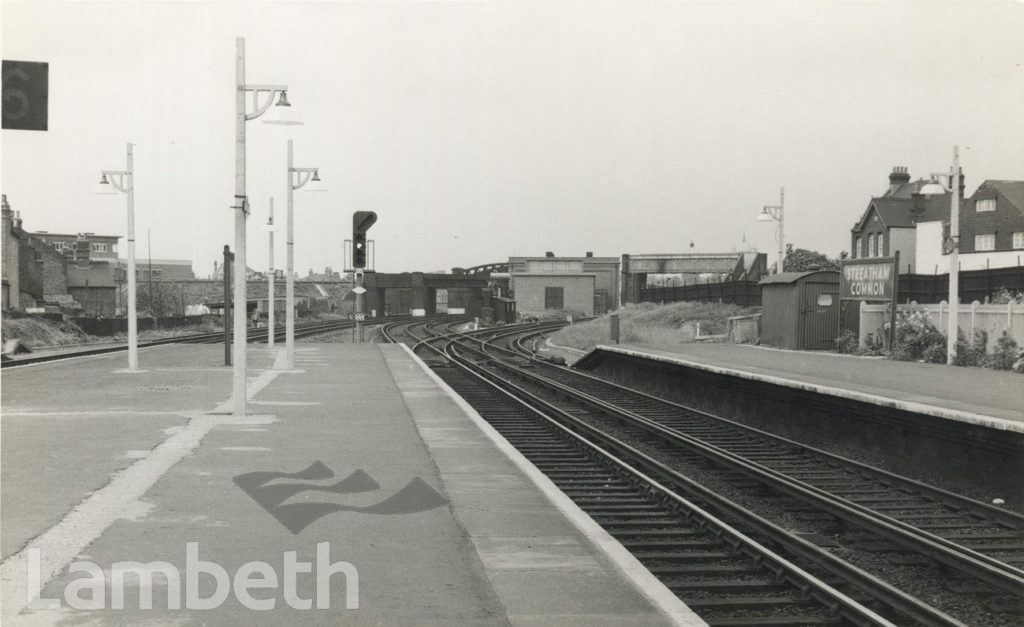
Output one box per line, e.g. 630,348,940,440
102,170,132,194
290,167,316,190
244,84,287,121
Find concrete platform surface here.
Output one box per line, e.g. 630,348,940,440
593,343,1024,430
1,342,700,625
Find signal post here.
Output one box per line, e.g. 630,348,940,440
351,211,377,342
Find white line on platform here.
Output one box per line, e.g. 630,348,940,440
0,410,197,418
0,353,290,622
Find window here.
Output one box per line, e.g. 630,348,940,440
974,234,995,251
976,198,996,212
544,286,564,310
1013,232,1024,249
854,237,861,259
876,232,884,257
868,234,876,257
91,243,108,253
816,294,833,307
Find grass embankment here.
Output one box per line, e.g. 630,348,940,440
548,301,760,352
2,316,224,349
1,317,98,348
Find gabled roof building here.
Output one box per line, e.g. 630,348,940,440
851,167,1024,273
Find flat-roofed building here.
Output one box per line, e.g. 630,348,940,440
508,253,619,317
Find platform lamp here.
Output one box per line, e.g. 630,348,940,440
920,146,961,365
263,199,278,348
232,36,302,417
285,139,325,370
757,187,785,274
95,143,138,372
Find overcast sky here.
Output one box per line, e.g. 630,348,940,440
3,1,1022,277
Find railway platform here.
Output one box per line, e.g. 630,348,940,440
580,343,1024,429
0,342,699,625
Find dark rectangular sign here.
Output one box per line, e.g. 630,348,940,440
2,60,48,131
840,257,897,300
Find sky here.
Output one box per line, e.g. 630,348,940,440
3,0,1023,277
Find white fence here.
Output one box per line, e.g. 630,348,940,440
859,301,1024,351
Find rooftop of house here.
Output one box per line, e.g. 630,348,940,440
984,180,1024,212
852,166,1024,233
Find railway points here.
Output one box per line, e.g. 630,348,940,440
3,319,1023,625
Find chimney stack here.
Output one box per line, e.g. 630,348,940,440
889,166,910,195
545,251,554,258
585,251,593,258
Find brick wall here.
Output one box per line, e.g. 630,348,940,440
68,286,117,317
959,186,1024,254
512,275,596,317
134,279,353,314
2,205,20,309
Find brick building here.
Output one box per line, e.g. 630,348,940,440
849,167,952,272
2,195,71,311
508,253,620,317
2,194,21,310
19,234,68,309
956,181,1024,255
851,167,1024,273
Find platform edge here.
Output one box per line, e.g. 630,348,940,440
397,343,707,627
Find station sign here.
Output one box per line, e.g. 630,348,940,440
839,257,898,301
839,253,900,352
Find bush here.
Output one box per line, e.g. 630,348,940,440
953,328,987,367
890,308,946,362
988,331,1023,371
990,287,1024,305
833,330,859,354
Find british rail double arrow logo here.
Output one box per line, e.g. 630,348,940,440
234,461,448,534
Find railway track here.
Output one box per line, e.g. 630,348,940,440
395,322,1021,625
0,316,414,368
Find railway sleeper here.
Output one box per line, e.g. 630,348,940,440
701,614,842,626
682,595,820,610
643,563,767,575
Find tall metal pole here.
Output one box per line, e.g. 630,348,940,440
125,143,138,371
233,37,248,416
147,229,153,316
268,198,275,348
286,140,296,369
355,271,364,342
946,146,960,365
777,187,785,274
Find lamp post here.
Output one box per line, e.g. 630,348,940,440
96,143,137,371
233,36,302,417
285,139,324,370
920,146,961,364
757,187,785,274
264,199,276,348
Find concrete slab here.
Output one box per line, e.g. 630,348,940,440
383,344,704,626
1,342,703,626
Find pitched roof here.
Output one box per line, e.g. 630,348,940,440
852,193,950,232
983,180,1024,213
759,270,839,285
